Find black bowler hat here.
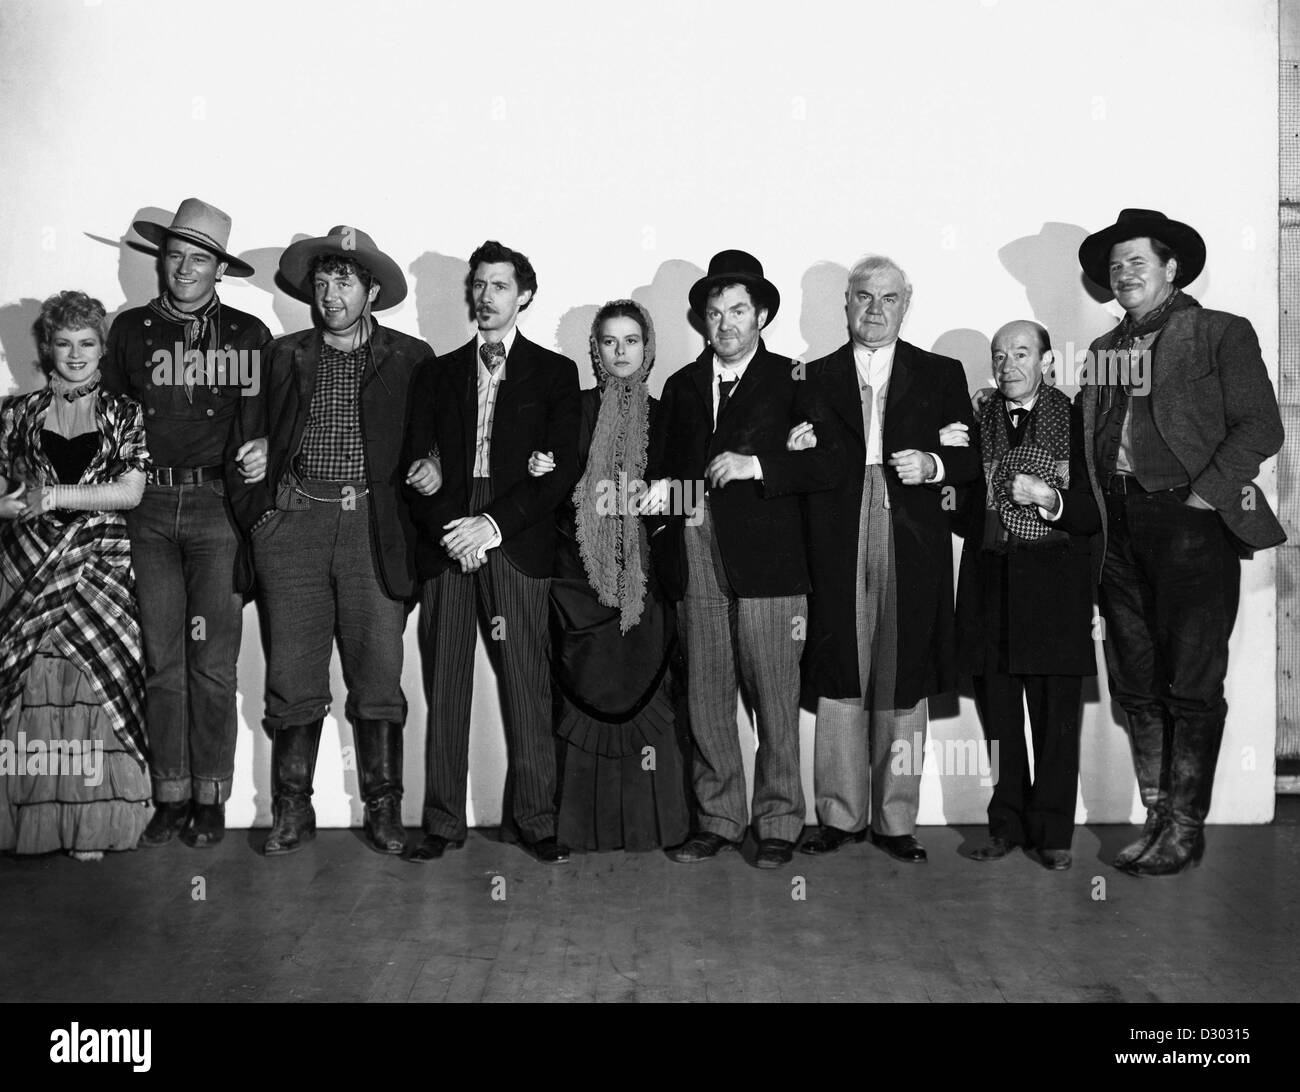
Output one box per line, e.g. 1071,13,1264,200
1078,209,1206,291
688,249,780,326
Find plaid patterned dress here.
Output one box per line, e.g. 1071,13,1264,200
0,387,152,853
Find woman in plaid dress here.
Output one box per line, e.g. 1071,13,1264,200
0,291,152,859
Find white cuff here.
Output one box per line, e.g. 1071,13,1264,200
927,452,945,484
1038,489,1065,522
752,456,763,481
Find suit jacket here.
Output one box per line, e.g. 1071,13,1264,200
405,331,581,581
1066,305,1285,579
651,340,838,601
955,395,1101,678
225,322,434,600
801,340,980,709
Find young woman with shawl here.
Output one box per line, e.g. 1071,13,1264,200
528,300,689,851
0,291,152,859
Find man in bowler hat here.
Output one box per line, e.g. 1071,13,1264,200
654,250,837,869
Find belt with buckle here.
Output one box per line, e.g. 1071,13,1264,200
148,464,223,486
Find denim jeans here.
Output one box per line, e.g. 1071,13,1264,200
126,480,243,804
252,482,407,732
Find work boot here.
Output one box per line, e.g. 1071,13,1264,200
1113,706,1170,870
263,720,323,857
355,720,406,855
139,800,192,848
1128,713,1224,877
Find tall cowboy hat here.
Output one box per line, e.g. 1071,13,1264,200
132,197,255,277
688,249,780,326
1078,208,1206,292
279,225,407,311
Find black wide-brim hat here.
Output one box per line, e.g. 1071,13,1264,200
1078,208,1206,292
689,249,780,326
279,225,408,311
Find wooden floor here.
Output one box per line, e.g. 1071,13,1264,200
3,801,1297,1004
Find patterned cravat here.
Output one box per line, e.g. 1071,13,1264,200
479,340,506,373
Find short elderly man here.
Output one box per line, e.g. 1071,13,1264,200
796,255,979,865
103,198,270,850
953,321,1101,871
405,240,581,865
1073,209,1284,875
228,226,435,857
654,250,836,869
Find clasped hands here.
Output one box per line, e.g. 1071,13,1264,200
784,421,940,485
0,481,54,521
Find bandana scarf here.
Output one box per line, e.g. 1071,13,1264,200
572,301,655,634
980,384,1072,551
147,292,220,402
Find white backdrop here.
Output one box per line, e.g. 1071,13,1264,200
0,0,1280,826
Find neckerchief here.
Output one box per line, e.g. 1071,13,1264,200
147,292,220,402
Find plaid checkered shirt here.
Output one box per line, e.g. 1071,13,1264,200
296,342,367,480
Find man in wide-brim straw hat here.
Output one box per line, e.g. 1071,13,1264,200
102,197,271,852
227,224,437,858
1062,208,1284,875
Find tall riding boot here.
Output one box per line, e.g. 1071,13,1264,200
355,720,406,855
1128,713,1224,876
263,720,323,856
1113,706,1170,870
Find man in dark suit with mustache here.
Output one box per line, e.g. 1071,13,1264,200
653,250,836,869
404,240,581,865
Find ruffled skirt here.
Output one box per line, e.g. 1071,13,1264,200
0,649,151,855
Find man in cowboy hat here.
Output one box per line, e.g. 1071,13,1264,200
226,225,437,857
653,249,837,869
102,197,271,850
953,320,1101,871
793,255,979,865
1068,209,1284,875
404,240,581,865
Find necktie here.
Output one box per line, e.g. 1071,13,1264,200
717,376,737,423
479,341,506,374
861,382,874,460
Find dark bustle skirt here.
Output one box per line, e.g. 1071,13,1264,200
551,565,690,852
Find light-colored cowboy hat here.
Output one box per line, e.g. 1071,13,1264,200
132,197,255,277
279,225,407,311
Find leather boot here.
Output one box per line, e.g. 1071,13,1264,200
355,720,406,855
263,720,323,857
1128,713,1223,876
139,800,192,848
1113,706,1170,870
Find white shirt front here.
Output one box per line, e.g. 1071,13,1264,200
853,340,896,466
712,344,758,425
472,325,517,479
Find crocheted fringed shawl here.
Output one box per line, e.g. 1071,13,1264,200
572,301,655,634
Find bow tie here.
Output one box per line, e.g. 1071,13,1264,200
1008,407,1029,429
479,341,506,371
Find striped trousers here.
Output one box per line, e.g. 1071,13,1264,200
417,478,556,843
680,500,806,843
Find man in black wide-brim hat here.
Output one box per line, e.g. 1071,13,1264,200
1063,209,1285,875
